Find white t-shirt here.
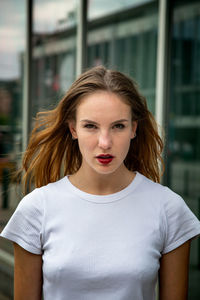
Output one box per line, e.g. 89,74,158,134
1,172,200,300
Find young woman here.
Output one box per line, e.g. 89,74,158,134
1,66,200,300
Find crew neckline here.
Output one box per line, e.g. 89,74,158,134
64,171,143,203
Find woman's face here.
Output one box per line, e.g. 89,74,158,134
69,91,137,176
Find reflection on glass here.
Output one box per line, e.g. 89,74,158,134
87,9,157,113
169,2,200,299
0,0,25,209
32,0,77,117
88,0,152,20
33,0,77,33
169,3,200,198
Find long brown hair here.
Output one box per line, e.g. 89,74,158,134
20,65,164,193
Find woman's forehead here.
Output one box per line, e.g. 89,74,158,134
76,91,131,114
75,94,132,125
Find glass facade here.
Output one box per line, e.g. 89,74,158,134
34,0,77,32
32,0,77,117
87,3,158,113
168,2,200,298
0,0,25,209
32,1,158,114
169,2,200,199
88,0,152,20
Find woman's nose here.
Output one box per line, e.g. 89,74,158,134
98,131,112,149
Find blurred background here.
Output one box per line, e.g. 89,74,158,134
0,0,200,299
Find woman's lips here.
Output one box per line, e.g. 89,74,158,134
96,154,114,165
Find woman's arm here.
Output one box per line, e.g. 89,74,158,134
13,242,43,300
159,240,191,300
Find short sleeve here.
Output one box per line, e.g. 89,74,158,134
0,188,44,254
161,188,200,254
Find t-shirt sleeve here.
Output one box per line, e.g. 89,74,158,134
0,188,44,254
161,187,200,254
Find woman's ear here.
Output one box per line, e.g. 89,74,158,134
68,120,78,139
131,121,137,139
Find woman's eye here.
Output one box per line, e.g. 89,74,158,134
84,124,97,129
114,124,125,129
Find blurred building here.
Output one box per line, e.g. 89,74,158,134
0,0,200,299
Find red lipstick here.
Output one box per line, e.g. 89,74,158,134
96,154,114,165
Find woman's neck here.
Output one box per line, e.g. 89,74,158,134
68,165,136,195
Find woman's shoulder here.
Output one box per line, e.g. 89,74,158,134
137,172,184,208
137,172,177,195
34,176,67,193
19,176,68,208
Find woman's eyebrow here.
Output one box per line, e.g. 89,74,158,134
111,119,129,124
80,119,129,125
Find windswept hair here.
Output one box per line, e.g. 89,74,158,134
20,65,164,193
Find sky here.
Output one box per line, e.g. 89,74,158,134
33,0,77,32
88,0,149,19
0,0,76,80
0,0,149,80
0,0,25,79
